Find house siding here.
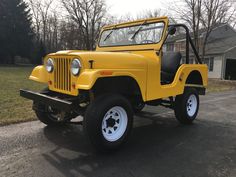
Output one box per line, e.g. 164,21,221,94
208,55,223,79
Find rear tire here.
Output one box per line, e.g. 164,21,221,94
174,88,199,124
83,94,133,151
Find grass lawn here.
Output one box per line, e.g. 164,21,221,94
0,66,45,126
0,66,236,126
207,79,236,92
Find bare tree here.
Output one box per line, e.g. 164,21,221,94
200,0,235,58
107,9,176,28
171,0,202,52
61,0,106,50
47,10,60,51
59,19,83,49
39,0,54,45
136,9,166,19
28,0,64,53
174,0,235,59
28,0,54,44
233,3,236,28
28,0,42,43
188,0,202,52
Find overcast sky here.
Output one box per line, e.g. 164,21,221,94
106,0,172,17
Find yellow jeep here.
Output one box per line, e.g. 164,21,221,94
20,17,208,151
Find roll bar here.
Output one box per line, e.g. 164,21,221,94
164,24,202,64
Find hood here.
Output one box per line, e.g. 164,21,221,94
50,50,148,70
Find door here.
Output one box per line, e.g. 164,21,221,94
225,59,236,80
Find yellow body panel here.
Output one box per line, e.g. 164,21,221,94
76,69,147,100
29,16,208,100
146,63,208,100
29,65,48,83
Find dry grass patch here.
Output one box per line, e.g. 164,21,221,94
207,79,236,92
0,66,45,126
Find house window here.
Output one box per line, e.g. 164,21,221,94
180,41,186,51
166,44,174,51
181,57,194,64
189,57,194,64
204,57,214,71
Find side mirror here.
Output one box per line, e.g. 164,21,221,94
159,26,177,51
168,26,176,36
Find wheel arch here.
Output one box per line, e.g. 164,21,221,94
185,70,206,95
91,76,144,102
186,70,203,85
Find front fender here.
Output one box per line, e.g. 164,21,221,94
29,65,48,83
29,67,147,99
76,69,147,100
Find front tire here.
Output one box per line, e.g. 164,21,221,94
33,102,71,126
133,102,145,113
174,88,199,124
83,94,133,151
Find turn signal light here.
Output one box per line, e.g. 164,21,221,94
72,83,76,89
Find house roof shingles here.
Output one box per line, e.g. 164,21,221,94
166,23,236,55
205,35,236,55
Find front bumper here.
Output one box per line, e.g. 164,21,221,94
20,89,73,111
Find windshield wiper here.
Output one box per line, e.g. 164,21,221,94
103,26,117,42
130,21,147,40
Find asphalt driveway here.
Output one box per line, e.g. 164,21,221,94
1,90,236,177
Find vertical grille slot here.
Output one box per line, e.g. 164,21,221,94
53,58,71,92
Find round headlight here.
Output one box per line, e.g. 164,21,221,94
71,59,82,76
46,58,54,73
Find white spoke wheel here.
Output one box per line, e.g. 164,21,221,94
102,106,128,142
174,88,199,124
84,94,133,151
186,94,198,117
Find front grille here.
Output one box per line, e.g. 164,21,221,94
53,58,72,92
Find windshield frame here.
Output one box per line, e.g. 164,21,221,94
96,17,169,52
98,21,165,48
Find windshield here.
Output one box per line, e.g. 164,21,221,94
99,22,165,47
